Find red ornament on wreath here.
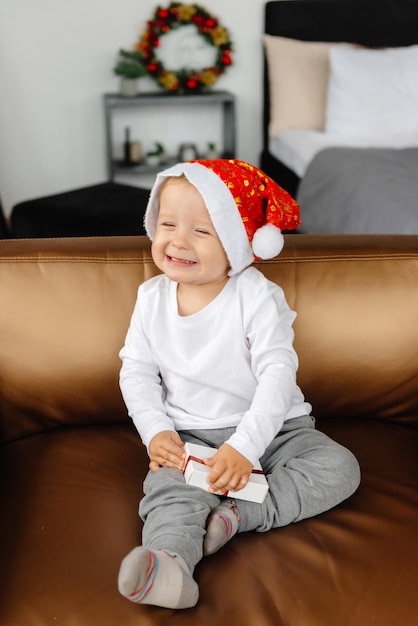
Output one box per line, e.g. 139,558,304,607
135,2,234,95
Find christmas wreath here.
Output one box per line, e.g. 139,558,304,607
135,2,233,94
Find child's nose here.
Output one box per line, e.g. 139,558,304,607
172,232,189,249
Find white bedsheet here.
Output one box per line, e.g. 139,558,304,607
269,130,418,178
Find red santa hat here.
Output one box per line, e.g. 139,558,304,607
144,159,301,276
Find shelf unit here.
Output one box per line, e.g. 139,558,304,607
104,90,236,181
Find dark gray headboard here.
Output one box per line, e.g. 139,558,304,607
264,0,418,46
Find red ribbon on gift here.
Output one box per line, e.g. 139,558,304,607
183,454,264,475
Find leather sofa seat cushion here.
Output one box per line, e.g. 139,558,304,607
1,416,417,625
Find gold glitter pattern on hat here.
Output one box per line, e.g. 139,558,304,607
192,159,301,243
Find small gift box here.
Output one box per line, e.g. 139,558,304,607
183,442,269,503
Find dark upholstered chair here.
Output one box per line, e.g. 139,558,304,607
0,196,10,238
9,182,149,238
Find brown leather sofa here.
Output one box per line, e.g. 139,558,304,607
1,234,417,625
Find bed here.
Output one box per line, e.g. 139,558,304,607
261,0,418,233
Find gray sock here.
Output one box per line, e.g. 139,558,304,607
204,499,241,555
118,546,199,609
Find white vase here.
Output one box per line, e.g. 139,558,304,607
120,78,138,97
146,154,160,167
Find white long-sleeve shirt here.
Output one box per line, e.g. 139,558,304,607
119,266,311,465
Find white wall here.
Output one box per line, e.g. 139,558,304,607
0,0,267,216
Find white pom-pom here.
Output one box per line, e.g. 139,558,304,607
252,224,284,259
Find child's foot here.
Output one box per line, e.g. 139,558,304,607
118,547,199,609
204,499,241,555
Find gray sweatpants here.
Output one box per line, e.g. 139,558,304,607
139,416,360,572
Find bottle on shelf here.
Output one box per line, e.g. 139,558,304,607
123,127,142,165
123,127,131,164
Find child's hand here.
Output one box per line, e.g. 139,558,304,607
148,431,185,472
204,443,253,495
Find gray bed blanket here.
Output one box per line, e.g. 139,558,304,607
296,147,418,234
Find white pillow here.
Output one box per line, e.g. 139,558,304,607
325,45,418,137
263,35,350,136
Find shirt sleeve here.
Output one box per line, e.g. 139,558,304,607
225,282,301,464
119,289,176,449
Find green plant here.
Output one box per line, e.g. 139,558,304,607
113,49,147,79
147,142,165,157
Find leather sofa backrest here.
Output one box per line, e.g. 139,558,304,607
1,235,417,445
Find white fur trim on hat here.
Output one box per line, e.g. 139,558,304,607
252,223,284,260
144,162,254,276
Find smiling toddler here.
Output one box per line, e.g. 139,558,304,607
118,159,360,609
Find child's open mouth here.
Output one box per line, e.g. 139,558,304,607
167,255,196,266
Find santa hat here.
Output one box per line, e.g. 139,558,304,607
144,159,301,276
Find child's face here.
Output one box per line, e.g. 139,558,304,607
151,178,230,287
